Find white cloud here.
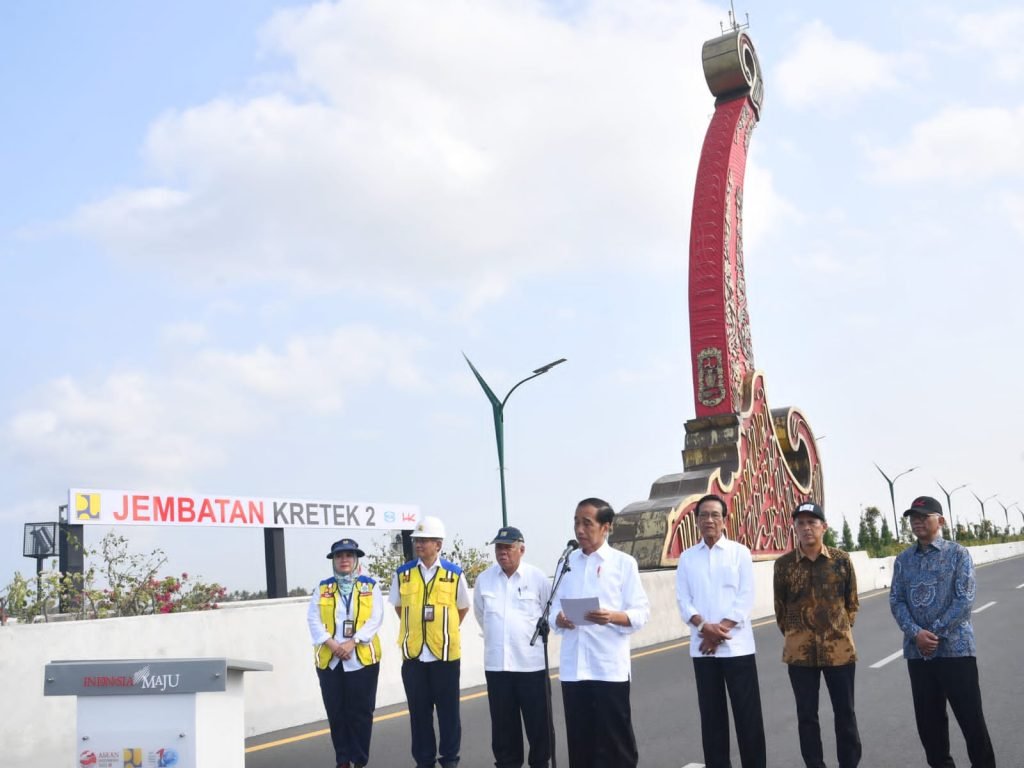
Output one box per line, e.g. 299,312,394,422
1006,193,1024,239
5,326,425,484
868,105,1024,183
64,0,804,302
200,325,426,411
774,20,900,110
9,373,219,483
954,8,1024,81
161,322,207,345
742,160,800,256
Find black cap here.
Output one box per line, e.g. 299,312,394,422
792,501,826,522
490,526,525,544
904,496,943,517
326,538,365,559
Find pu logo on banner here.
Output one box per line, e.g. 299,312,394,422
75,492,100,521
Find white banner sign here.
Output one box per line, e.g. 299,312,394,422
68,488,420,532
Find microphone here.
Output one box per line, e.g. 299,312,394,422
558,539,579,561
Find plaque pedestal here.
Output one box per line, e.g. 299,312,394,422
43,657,272,768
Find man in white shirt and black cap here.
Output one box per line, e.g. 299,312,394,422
676,493,766,768
473,525,553,768
551,497,650,768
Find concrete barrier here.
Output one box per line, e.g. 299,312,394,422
3,542,1021,766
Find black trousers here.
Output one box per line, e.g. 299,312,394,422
693,654,767,768
316,662,380,766
787,663,862,768
485,670,551,768
561,680,638,768
401,658,462,767
907,657,996,768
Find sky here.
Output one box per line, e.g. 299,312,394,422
3,0,1023,594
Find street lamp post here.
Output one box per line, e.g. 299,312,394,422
874,463,919,538
464,354,567,528
995,499,1017,536
1011,502,1024,533
971,492,997,539
935,481,968,541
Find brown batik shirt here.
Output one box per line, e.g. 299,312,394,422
773,545,858,667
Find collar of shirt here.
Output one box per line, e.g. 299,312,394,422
417,558,441,578
580,539,611,562
499,567,521,581
695,532,730,552
796,544,832,561
915,536,948,554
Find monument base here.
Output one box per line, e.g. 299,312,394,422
609,371,822,569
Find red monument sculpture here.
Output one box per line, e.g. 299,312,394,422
608,26,823,569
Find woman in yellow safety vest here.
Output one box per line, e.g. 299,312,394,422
307,538,383,768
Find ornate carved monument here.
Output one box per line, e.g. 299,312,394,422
608,27,823,569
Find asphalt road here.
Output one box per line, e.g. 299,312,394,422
246,555,1024,767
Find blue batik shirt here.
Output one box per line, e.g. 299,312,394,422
889,537,976,660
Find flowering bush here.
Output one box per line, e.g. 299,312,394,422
0,533,226,623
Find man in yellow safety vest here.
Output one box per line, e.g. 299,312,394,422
390,516,470,768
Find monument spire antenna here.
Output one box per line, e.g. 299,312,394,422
721,1,750,33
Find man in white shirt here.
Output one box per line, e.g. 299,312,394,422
389,516,471,768
473,526,553,768
676,494,766,768
552,497,650,768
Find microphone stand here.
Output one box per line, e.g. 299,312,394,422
531,550,574,768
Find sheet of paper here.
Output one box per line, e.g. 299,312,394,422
560,596,600,626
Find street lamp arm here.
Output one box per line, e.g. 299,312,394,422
463,353,502,409
503,358,567,408
502,371,545,409
935,480,968,496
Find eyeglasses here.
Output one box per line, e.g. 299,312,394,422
696,512,724,520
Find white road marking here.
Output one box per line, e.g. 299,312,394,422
870,650,904,669
973,601,996,614
1016,583,1024,589
681,764,706,768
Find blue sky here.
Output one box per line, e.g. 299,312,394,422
3,0,1023,592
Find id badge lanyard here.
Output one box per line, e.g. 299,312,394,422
340,591,355,638
423,571,438,622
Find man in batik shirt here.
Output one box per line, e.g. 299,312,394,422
774,502,861,768
890,495,995,768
